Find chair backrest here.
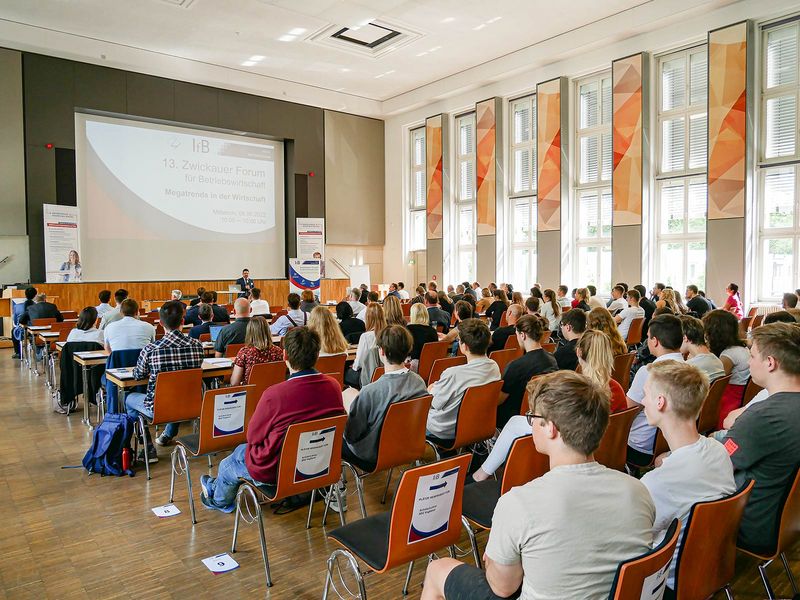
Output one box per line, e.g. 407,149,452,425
32,318,56,326
608,519,681,600
612,352,636,391
499,310,508,327
324,372,344,390
542,342,556,353
150,368,205,426
774,468,800,557
741,376,763,406
195,385,259,455
199,333,211,343
60,310,78,320
450,380,503,450
673,480,755,599
500,436,550,494
625,318,644,346
272,413,348,501
595,406,642,471
371,366,385,383
751,314,764,329
373,395,434,473
427,356,467,385
224,343,246,358
504,334,520,350
747,306,758,318
315,353,347,378
696,374,732,434
738,316,752,338
418,341,450,383
246,360,286,401
401,303,411,317
383,454,472,571
489,348,521,376
538,330,551,344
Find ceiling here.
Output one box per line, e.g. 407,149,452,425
0,0,658,101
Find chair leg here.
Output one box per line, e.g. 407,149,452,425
780,552,799,595
306,488,316,529
255,497,273,587
723,584,734,600
402,560,413,596
334,482,347,527
758,561,777,600
230,484,272,587
183,450,197,525
138,416,151,480
381,468,393,504
169,447,178,503
325,549,366,600
231,487,243,553
342,462,366,519
207,454,213,469
461,516,482,568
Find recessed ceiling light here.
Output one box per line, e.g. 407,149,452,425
441,17,455,23
241,60,257,66
486,16,502,24
278,34,296,42
340,67,351,72
384,70,395,75
248,55,265,61
473,23,486,31
416,51,428,57
429,46,441,52
288,28,306,36
374,73,384,79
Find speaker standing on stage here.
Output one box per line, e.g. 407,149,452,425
236,268,254,298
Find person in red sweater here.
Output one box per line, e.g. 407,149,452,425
200,327,344,513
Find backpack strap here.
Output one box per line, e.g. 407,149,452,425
286,315,297,327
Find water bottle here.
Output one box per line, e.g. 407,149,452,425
122,447,131,471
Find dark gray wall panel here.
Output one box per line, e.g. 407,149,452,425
427,239,443,284
707,218,744,306
219,90,259,133
126,72,174,121
537,230,561,290
611,225,642,286
74,63,126,114
174,81,218,127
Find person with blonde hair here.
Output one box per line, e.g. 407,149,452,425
407,302,438,369
230,316,283,385
574,287,591,311
576,330,628,412
586,307,628,356
511,291,524,307
308,306,349,356
656,288,679,314
345,303,387,388
382,294,406,327
475,287,493,314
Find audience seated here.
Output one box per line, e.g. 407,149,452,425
640,360,736,593
553,309,586,371
425,291,451,334
188,304,214,339
248,287,270,316
587,307,628,356
573,287,591,311
722,322,800,553
342,324,428,473
578,329,629,412
210,291,232,323
722,282,744,319
540,288,561,331
11,286,37,358
336,301,366,342
475,287,493,314
679,315,725,382
586,285,604,310
422,371,655,600
185,291,211,326
125,301,204,459
634,284,656,333
555,284,571,308
387,282,401,299
214,298,250,357
346,287,366,318
495,314,557,428
411,285,427,305
704,309,750,427
407,303,439,368
104,299,156,352
485,289,510,331
439,300,476,346
358,284,369,305
345,303,386,389
308,306,349,356
396,281,410,300
382,295,406,328
95,290,113,318
270,293,307,336
356,291,380,323
426,319,500,442
626,314,685,466
19,292,64,326
651,282,666,303
99,288,129,330
685,284,711,317
615,288,645,341
230,316,283,385
487,304,524,355
299,289,319,313
66,307,104,345
200,327,344,513
189,286,205,307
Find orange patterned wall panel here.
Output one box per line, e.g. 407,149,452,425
476,98,497,236
425,114,444,239
612,53,644,226
708,21,748,220
536,78,563,232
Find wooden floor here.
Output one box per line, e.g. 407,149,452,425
0,347,797,600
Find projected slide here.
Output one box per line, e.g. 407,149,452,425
75,112,285,281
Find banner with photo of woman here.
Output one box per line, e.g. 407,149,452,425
43,204,82,283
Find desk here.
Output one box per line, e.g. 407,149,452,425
74,350,110,428
37,331,60,389
22,325,51,373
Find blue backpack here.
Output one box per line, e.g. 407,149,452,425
82,413,136,476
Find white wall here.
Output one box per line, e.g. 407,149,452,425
382,0,799,287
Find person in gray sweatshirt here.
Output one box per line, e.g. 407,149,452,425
343,324,429,470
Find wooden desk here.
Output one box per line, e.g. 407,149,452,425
37,332,61,389
74,350,110,428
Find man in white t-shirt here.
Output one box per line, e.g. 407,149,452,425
615,288,645,340
556,285,572,308
626,314,685,466
587,285,605,310
396,281,411,300
422,371,655,600
640,360,736,592
347,288,366,317
248,287,270,316
104,299,156,352
678,315,725,382
607,285,628,314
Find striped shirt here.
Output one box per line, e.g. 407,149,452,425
133,329,204,411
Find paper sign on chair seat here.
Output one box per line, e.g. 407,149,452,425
294,426,336,483
408,466,460,544
213,390,246,437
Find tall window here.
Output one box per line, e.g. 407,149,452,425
509,94,537,289
408,127,426,251
654,46,708,291
455,113,477,281
574,73,612,293
758,20,800,300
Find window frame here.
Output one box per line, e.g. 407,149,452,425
407,126,427,252
508,93,538,287
455,111,477,282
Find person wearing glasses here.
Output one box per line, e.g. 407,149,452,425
553,309,586,371
422,371,655,600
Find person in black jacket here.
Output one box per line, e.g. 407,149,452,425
633,284,656,335
19,293,64,326
485,289,510,331
553,309,586,371
685,285,712,317
407,303,439,362
11,287,38,358
337,301,366,343
424,292,451,334
487,304,524,354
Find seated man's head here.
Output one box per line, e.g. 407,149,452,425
526,371,610,458
424,291,439,307
120,298,139,318
506,303,524,326
336,301,353,320
201,291,214,305
627,288,641,305
644,361,709,431
764,310,797,325
250,287,261,300
233,297,250,317
367,291,380,303
377,324,413,366
25,287,37,301
782,292,798,309
287,293,301,310
98,289,111,304
454,300,473,322
679,315,705,353
349,288,361,302
560,308,587,341
282,326,320,372
196,286,206,297
587,285,597,298
171,289,182,301
114,288,129,305
647,314,683,355
525,296,540,314
749,322,800,388
35,293,46,303
198,304,213,323
159,300,185,331
211,291,219,303
457,318,491,357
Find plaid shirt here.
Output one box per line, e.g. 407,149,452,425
133,329,204,411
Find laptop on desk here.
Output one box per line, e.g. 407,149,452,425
209,324,225,342
228,285,240,293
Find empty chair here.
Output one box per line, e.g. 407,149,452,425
322,454,472,599
427,356,467,386
612,352,636,391
595,406,642,471
696,374,732,435
608,519,681,600
417,341,449,383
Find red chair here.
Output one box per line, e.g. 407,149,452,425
247,361,286,400
427,356,467,385
417,341,449,384
608,520,681,600
489,348,521,376
595,406,641,471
